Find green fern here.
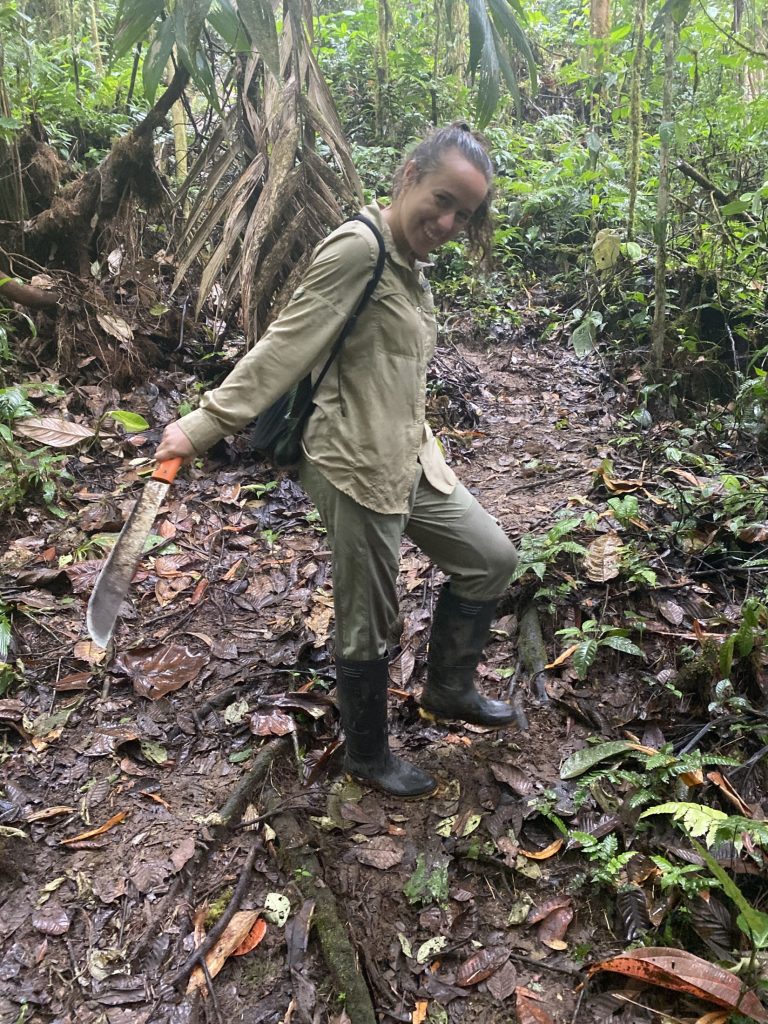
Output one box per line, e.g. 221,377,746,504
640,802,729,847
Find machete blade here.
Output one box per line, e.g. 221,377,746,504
86,459,182,648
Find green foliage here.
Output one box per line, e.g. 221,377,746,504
107,410,151,432
0,602,12,661
556,619,645,681
647,856,709,897
0,383,70,514
642,802,768,949
512,516,587,583
467,0,536,126
568,832,636,890
403,853,449,907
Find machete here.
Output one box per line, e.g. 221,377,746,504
87,458,183,648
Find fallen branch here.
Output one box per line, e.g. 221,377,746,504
164,838,261,991
130,735,290,967
0,274,59,308
271,802,377,1024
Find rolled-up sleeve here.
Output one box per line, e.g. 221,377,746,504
177,228,376,454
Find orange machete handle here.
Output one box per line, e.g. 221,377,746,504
152,457,183,484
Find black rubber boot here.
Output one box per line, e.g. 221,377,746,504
421,584,518,727
336,656,437,798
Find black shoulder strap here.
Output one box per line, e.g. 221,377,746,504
308,214,387,400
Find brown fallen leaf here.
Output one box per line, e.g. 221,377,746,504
114,645,209,699
584,532,624,582
486,960,518,1000
588,947,768,1022
73,640,107,666
31,904,71,936
187,910,262,994
249,710,295,737
515,986,556,1024
411,999,429,1024
537,904,574,949
707,771,754,816
26,805,74,822
60,810,127,845
545,643,579,669
232,917,267,956
519,838,563,860
490,763,536,797
14,416,94,447
526,896,572,926
355,836,404,870
456,947,509,987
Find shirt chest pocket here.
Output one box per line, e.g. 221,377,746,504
356,282,433,360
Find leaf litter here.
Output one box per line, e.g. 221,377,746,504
0,332,767,1024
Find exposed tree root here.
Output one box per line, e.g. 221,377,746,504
17,66,190,274
271,804,377,1024
0,274,59,308
518,603,550,703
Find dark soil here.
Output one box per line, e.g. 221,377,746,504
0,328,764,1024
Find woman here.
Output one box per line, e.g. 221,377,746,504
155,123,518,798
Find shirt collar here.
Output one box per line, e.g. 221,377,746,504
362,201,420,274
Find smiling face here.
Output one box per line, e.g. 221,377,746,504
385,147,490,262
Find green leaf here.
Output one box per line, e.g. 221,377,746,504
640,802,728,845
600,636,645,658
208,0,249,49
468,0,500,127
621,241,643,261
719,199,751,216
486,0,537,93
560,739,644,780
107,410,151,432
236,0,281,79
112,0,164,59
140,740,168,765
416,936,448,964
0,614,10,660
691,839,768,949
571,319,597,357
142,17,175,104
586,131,601,156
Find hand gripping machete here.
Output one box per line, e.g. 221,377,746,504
87,458,183,648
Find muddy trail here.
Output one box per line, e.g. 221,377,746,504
1,326,767,1024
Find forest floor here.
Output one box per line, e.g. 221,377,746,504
1,308,767,1024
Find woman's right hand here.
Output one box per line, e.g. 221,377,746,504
155,421,197,464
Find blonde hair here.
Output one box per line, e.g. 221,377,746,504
392,121,494,259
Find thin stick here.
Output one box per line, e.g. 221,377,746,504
164,838,260,990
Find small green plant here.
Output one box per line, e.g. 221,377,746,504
568,832,637,889
647,855,709,897
512,517,588,583
0,385,70,513
606,494,641,528
642,802,768,948
403,853,450,907
556,619,645,680
241,480,279,498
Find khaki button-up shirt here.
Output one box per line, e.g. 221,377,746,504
177,202,457,514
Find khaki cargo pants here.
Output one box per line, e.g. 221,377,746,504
300,461,518,659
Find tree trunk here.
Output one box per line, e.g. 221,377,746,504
590,0,610,38
651,8,675,369
627,0,647,242
18,65,190,275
